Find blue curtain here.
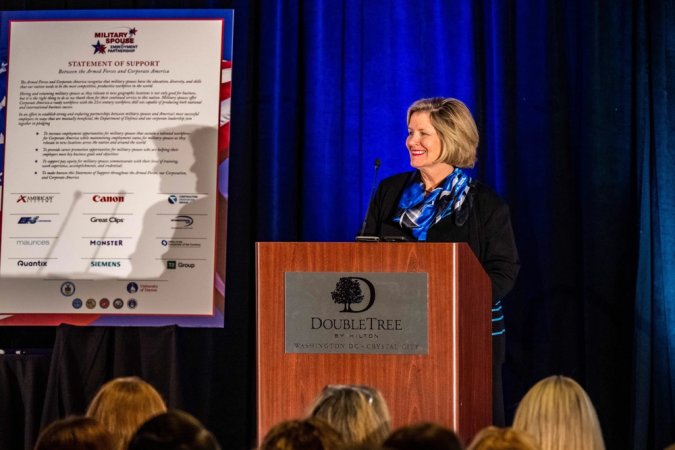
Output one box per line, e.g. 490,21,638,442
235,1,674,448
1,0,674,448
633,1,675,449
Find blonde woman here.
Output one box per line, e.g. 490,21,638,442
467,426,541,450
362,97,520,424
86,376,167,450
308,384,391,447
512,375,605,450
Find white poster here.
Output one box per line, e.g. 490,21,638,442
0,19,224,317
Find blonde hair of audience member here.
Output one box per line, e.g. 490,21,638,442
86,376,167,450
308,384,391,446
467,426,541,450
34,416,114,450
512,375,605,450
259,418,344,450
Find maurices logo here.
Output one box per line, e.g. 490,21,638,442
331,277,376,313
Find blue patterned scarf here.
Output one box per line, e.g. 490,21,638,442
394,168,472,240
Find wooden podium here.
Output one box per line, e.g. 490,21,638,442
256,242,492,444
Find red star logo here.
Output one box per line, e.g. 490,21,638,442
92,40,107,54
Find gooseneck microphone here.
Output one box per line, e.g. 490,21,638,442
356,158,381,240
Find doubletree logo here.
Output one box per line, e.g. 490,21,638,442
331,277,376,313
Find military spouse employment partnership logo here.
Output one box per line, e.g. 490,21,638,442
91,26,138,55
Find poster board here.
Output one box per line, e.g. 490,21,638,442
0,10,232,327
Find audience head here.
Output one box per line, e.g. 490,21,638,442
467,426,540,450
512,375,605,450
383,422,463,450
85,376,167,450
259,418,345,450
308,384,391,446
34,416,114,450
127,410,220,450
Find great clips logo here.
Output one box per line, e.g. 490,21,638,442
91,27,138,54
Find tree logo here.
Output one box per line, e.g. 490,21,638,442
330,277,376,313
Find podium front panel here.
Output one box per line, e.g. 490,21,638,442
256,242,491,444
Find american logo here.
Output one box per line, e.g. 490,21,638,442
16,194,54,203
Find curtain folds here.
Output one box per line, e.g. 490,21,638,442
632,1,675,449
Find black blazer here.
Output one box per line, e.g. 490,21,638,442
363,171,520,302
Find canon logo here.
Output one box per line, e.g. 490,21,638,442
92,195,125,203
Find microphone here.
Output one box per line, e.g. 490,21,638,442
356,158,381,241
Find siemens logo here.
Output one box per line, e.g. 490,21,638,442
92,195,125,203
90,261,121,267
90,240,124,246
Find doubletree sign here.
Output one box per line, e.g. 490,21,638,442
285,272,428,355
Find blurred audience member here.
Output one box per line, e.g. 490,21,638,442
34,416,114,450
86,376,167,450
512,375,605,450
309,384,391,447
128,410,220,450
467,426,540,450
383,422,463,450
259,417,344,450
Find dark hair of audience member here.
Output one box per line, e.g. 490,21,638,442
466,426,541,450
34,416,114,450
127,410,220,450
308,384,391,447
382,422,463,450
259,417,345,450
86,376,167,450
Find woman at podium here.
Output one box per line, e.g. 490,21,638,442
363,97,520,425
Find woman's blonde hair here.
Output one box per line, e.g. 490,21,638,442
308,384,391,446
407,97,479,168
467,426,541,450
86,376,167,450
512,375,605,450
